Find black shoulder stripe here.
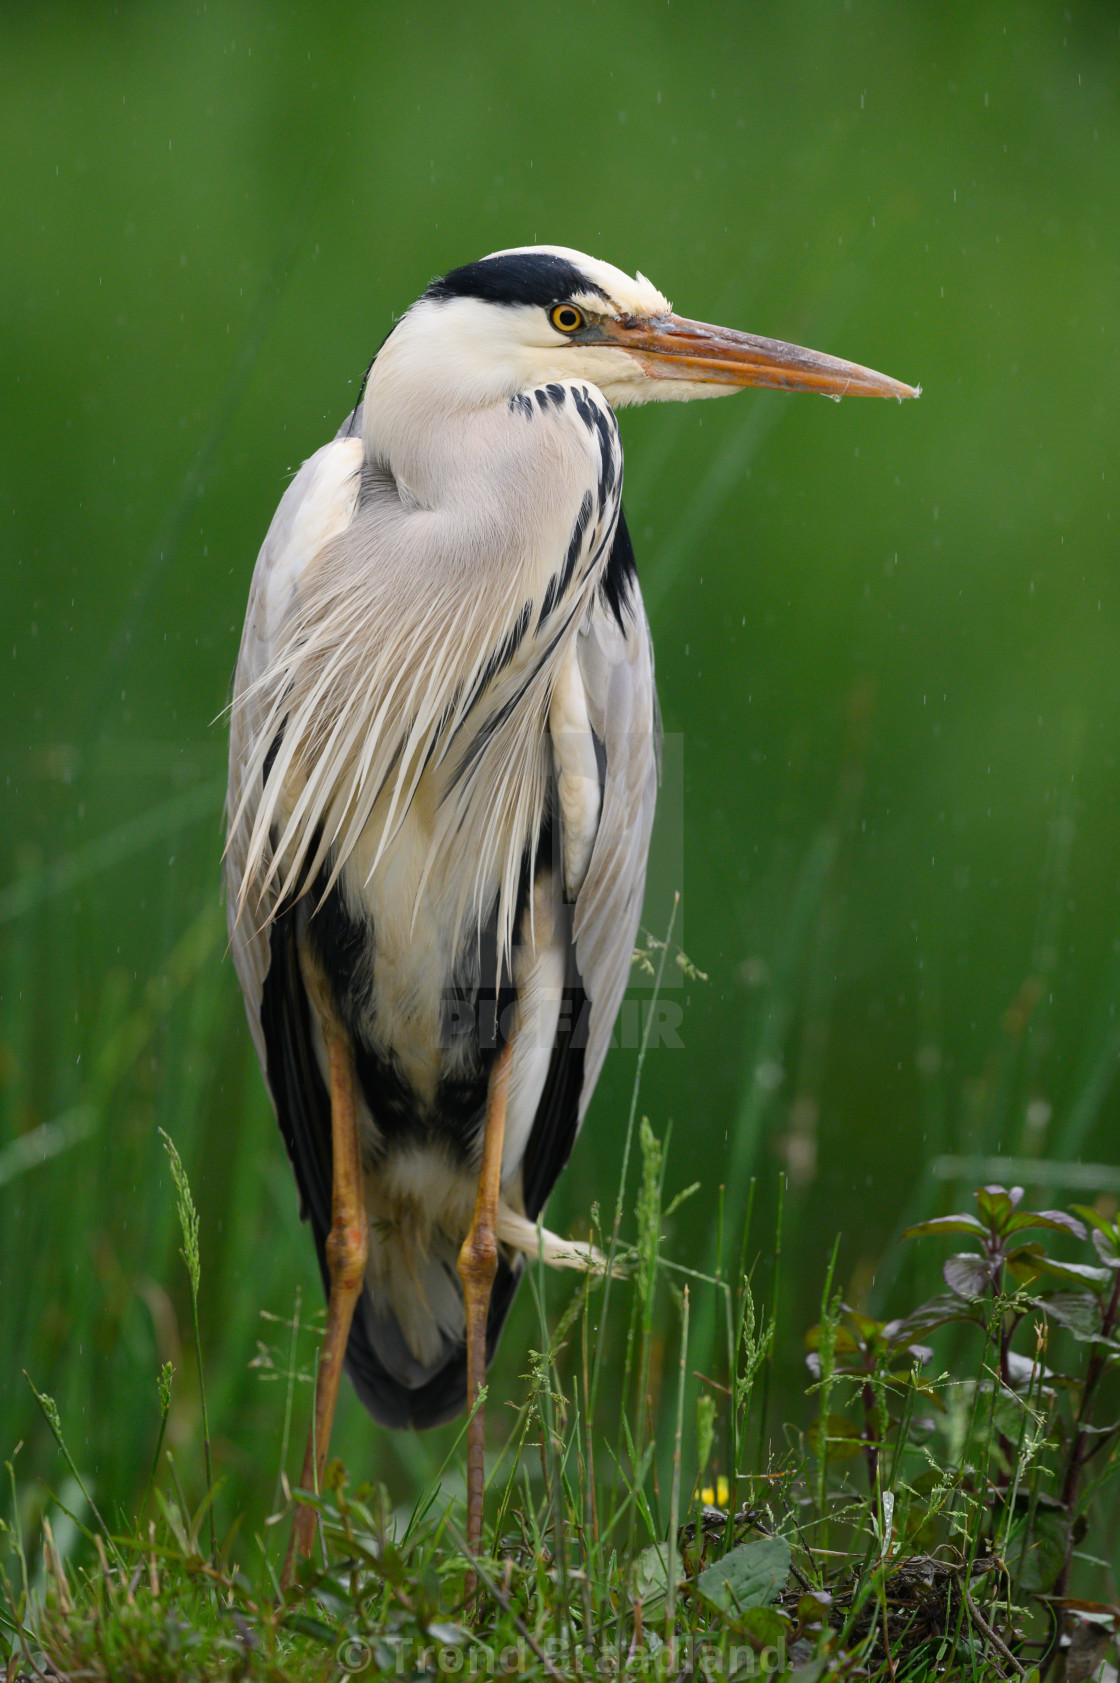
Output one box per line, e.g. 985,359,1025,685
599,503,638,630
538,490,595,630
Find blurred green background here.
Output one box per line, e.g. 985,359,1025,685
3,0,1119,1554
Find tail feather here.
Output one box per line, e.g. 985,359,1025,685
344,1254,521,1430
341,1204,611,1430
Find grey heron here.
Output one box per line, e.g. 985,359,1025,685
224,245,917,1572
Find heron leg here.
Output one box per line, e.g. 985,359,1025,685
283,1028,368,1587
458,1037,513,1561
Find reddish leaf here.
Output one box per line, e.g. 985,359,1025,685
882,1342,934,1370
904,1214,987,1240
1005,1349,1053,1387
1037,1290,1104,1342
1032,1256,1111,1287
1091,1228,1120,1269
883,1293,986,1341
944,1251,993,1299
1005,1208,1088,1240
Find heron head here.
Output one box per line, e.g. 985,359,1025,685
372,245,918,415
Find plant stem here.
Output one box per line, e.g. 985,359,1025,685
755,1174,785,1470
665,1286,689,1665
1051,1265,1120,1601
860,1375,880,1512
1039,1266,1120,1680
965,1585,1027,1678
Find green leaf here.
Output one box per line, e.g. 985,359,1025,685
904,1214,987,1240
808,1415,864,1460
977,1185,1017,1232
154,1490,196,1560
843,1308,886,1343
1070,1205,1120,1244
697,1535,791,1614
1005,1209,1088,1241
788,1664,832,1683
736,1605,788,1648
797,1590,832,1626
902,1377,947,1409
988,1385,1032,1448
281,1611,339,1644
632,1540,684,1607
1016,1505,1071,1594
1006,1242,1048,1285
804,1324,860,1354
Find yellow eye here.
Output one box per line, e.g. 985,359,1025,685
550,303,584,334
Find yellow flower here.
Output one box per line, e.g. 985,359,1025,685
700,1475,730,1508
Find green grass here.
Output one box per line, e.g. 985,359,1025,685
2,819,1119,1681
4,936,1119,1681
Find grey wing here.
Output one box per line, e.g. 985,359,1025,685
516,569,659,1222
224,435,365,1074
573,580,660,1114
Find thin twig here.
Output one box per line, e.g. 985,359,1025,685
965,1586,1026,1678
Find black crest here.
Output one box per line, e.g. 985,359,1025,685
425,251,607,310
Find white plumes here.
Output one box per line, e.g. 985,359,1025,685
495,1207,616,1274
235,537,542,966
229,381,609,979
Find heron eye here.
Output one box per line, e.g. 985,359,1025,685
550,303,584,334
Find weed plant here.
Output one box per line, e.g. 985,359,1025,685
3,938,1119,1681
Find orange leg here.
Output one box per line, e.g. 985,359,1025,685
458,1038,513,1560
282,1029,369,1588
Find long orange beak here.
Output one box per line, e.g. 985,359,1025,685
600,312,919,401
